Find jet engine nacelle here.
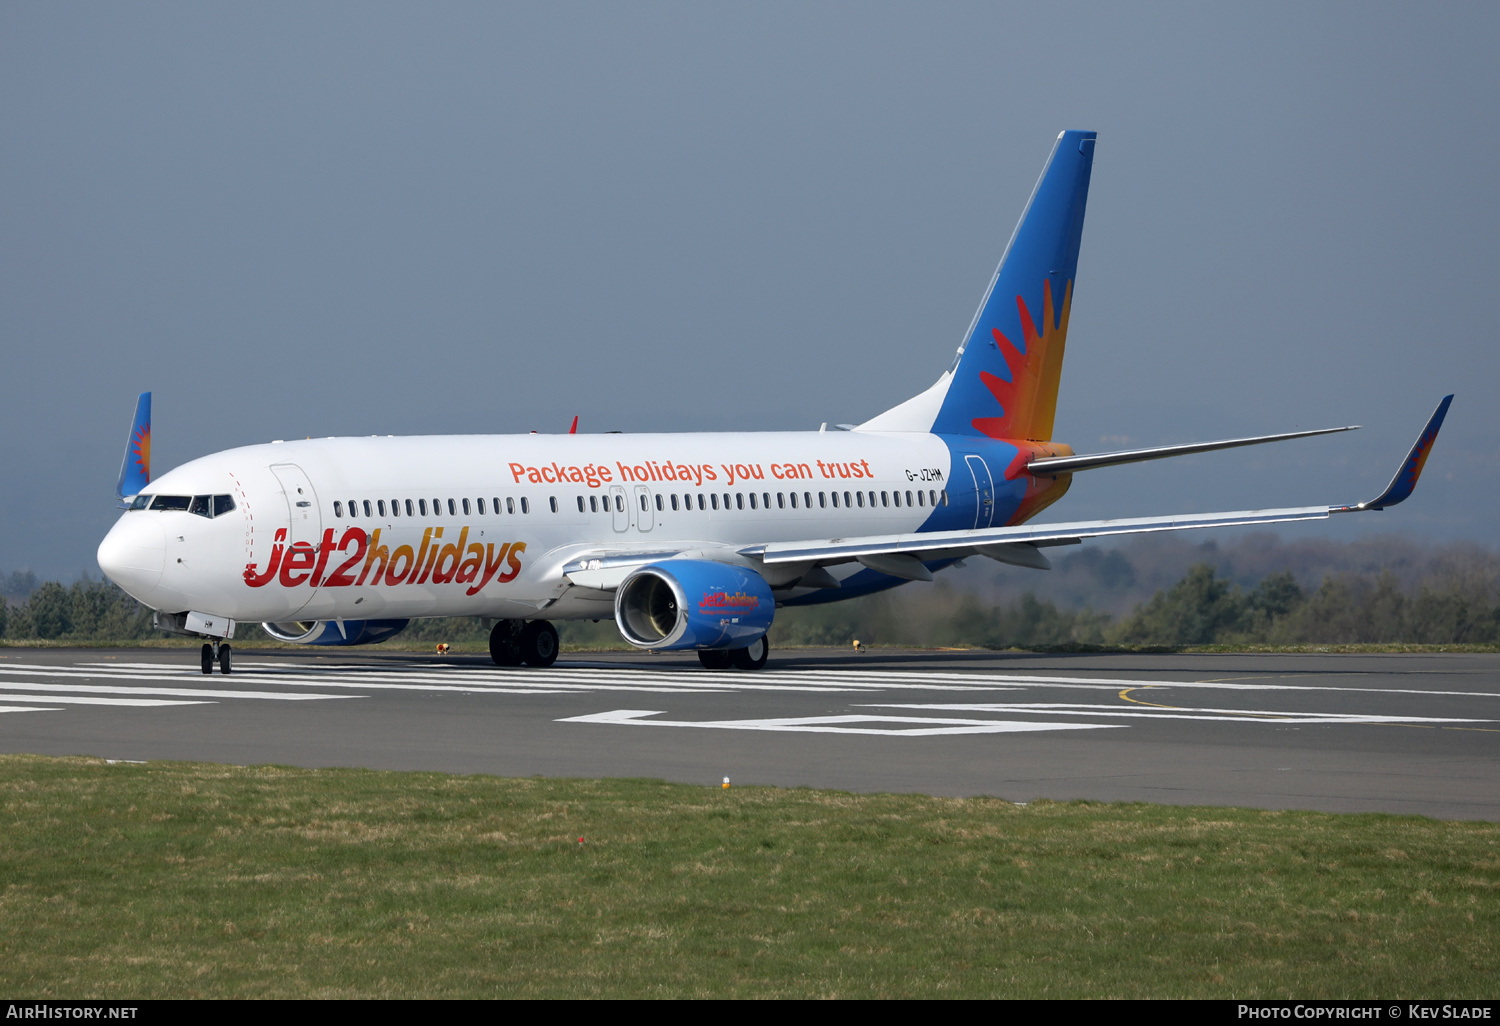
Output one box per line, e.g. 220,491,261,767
260,619,410,646
615,560,774,650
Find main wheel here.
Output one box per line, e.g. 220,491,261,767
218,643,232,675
697,649,732,670
728,635,769,670
489,620,523,666
520,620,559,668
200,643,213,675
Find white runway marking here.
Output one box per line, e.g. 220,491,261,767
61,660,1500,700
870,702,1494,726
0,681,351,701
7,660,1498,731
559,709,1121,736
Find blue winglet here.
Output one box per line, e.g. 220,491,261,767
115,392,151,500
1335,395,1452,512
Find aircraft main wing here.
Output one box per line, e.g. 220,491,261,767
741,396,1453,580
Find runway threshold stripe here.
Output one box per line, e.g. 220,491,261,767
0,694,209,707
31,662,1500,702
0,682,352,701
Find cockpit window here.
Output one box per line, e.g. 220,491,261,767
142,493,235,516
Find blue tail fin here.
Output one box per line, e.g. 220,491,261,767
931,130,1096,440
115,392,151,500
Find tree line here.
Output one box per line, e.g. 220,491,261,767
1,558,1497,648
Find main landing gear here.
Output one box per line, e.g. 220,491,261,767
489,619,559,668
200,640,232,675
698,635,769,671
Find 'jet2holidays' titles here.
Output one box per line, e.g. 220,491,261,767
245,527,524,595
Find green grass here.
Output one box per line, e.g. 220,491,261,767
1,755,1496,998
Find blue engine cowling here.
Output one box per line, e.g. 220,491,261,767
615,560,774,650
260,619,410,646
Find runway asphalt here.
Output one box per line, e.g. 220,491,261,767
1,646,1497,820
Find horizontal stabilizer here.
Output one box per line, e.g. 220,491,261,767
1028,424,1358,476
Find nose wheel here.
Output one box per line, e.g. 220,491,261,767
200,641,233,675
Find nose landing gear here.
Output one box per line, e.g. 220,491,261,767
200,640,232,675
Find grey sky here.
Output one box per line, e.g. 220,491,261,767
2,3,1497,579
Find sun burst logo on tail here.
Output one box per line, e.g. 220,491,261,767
970,279,1072,443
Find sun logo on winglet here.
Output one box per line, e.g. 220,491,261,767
130,423,151,481
970,278,1073,444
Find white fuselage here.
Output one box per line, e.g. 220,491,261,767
97,431,961,625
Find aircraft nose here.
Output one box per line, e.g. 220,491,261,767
97,516,166,603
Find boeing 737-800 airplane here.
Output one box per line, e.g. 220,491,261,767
97,131,1452,675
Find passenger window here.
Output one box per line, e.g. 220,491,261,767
777,492,785,509
345,498,357,518
616,495,625,512
764,492,771,509
906,491,914,506
189,495,212,518
655,494,664,511
378,500,387,517
463,498,471,515
392,500,401,518
697,494,706,510
917,490,925,507
333,501,343,519
363,500,373,517
711,494,719,510
789,492,798,509
893,491,901,507
929,490,937,506
419,499,428,516
509,497,517,514
432,498,441,515
129,495,151,510
881,491,889,507
549,497,558,513
670,494,679,511
819,492,827,508
855,492,863,508
520,497,529,514
723,493,731,509
831,492,840,508
448,498,456,516
748,493,757,510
